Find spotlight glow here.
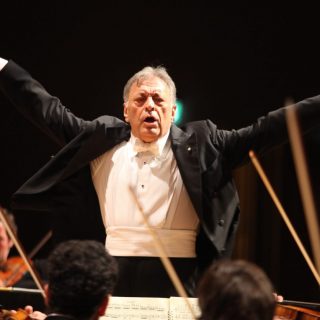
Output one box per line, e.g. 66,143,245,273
174,100,183,125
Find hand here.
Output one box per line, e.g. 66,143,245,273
24,305,47,320
273,293,284,302
24,305,34,314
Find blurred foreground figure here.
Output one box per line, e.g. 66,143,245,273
197,259,275,320
27,240,118,320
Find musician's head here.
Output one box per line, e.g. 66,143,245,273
0,211,17,265
45,240,118,320
197,259,276,320
123,66,177,143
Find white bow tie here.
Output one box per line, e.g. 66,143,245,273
133,141,160,156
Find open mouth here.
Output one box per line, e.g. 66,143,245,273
144,116,156,123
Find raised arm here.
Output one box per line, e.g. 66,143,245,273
0,58,90,147
214,95,320,169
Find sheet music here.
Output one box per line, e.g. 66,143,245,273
99,296,201,320
101,296,169,320
169,297,201,320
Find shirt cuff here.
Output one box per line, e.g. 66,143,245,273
0,58,9,71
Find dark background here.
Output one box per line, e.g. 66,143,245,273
1,1,320,302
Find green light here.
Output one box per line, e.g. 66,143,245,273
174,100,183,125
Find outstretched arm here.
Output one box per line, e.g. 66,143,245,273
0,58,90,147
214,95,320,169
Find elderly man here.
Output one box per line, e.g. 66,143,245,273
1,57,320,297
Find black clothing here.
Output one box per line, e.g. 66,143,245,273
1,61,320,295
114,257,197,297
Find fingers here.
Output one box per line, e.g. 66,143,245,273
28,311,47,320
24,305,34,314
273,293,284,302
23,305,47,320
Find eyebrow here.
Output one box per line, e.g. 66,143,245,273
138,90,162,96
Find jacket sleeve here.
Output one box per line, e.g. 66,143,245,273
213,95,320,169
0,60,91,147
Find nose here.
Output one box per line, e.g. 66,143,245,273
145,96,155,111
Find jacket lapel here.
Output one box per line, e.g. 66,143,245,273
61,125,130,180
170,125,203,218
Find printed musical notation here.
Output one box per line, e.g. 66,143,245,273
169,297,201,320
100,296,201,320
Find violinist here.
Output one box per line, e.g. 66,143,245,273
196,259,277,320
0,210,48,289
24,240,118,320
0,211,28,287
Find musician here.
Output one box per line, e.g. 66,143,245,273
1,57,320,297
0,211,15,265
196,259,276,320
0,218,15,285
0,210,29,287
23,240,118,320
0,213,48,291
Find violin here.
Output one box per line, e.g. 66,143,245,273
0,257,29,287
275,302,320,320
0,307,29,320
0,208,45,297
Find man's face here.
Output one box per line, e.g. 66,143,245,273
0,223,12,265
124,77,176,142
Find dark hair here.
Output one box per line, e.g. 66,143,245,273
47,240,118,319
196,259,275,320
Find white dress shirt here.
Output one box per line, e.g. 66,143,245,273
0,58,8,71
90,133,199,257
0,57,199,257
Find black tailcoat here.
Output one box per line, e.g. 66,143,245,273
1,61,320,286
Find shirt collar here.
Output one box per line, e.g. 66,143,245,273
128,131,170,158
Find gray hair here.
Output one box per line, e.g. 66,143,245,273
123,66,177,104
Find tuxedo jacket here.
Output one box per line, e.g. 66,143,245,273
1,60,320,279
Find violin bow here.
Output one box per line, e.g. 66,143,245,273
2,229,52,288
0,207,46,297
249,150,320,285
28,230,52,260
129,186,198,320
285,104,320,274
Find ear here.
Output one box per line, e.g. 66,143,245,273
171,105,177,122
97,295,110,316
123,103,129,122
